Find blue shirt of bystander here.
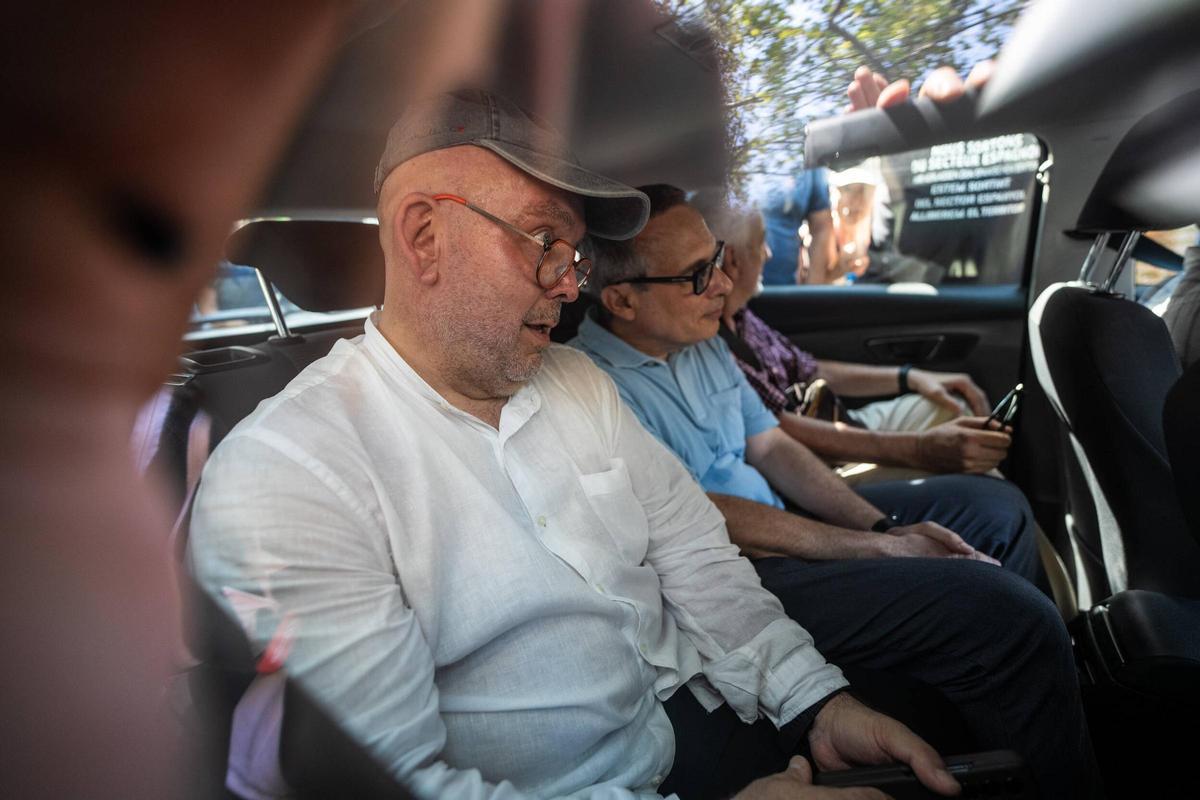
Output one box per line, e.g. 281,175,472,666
760,168,832,286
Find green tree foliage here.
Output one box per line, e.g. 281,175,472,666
659,0,1027,184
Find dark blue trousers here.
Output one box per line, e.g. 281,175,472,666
854,473,1049,593
752,474,1100,798
663,475,1100,799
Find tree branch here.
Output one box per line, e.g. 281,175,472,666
826,12,887,76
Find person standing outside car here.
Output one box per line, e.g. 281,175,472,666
827,166,877,284
690,190,1014,484
760,167,838,285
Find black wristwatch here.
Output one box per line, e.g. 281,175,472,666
870,514,901,532
777,688,848,754
897,363,913,393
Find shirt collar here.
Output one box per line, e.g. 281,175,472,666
574,308,665,369
363,311,450,408
362,312,542,430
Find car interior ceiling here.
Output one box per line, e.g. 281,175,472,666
256,0,728,216
149,1,1200,796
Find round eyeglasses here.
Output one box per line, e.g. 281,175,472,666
432,194,592,290
616,240,725,295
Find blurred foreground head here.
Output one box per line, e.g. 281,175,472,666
0,2,500,796
0,0,730,794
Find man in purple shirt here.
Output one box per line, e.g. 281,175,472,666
691,191,1014,484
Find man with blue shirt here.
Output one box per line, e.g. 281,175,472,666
570,184,1095,798
571,185,1041,577
760,168,837,285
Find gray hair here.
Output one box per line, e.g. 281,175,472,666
689,186,759,249
584,234,648,296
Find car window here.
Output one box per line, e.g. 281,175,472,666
1135,225,1199,286
760,133,1044,288
187,260,372,342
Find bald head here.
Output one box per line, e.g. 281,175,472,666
376,146,494,276
371,144,587,405
377,145,583,298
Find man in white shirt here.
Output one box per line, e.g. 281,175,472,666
191,90,963,799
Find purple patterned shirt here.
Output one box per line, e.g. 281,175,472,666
726,308,819,414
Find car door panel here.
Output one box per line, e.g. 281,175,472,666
747,285,1027,405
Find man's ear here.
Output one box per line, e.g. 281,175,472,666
391,193,439,286
722,243,742,283
600,284,640,323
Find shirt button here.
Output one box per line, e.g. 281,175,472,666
594,583,605,594
651,775,663,786
536,515,547,527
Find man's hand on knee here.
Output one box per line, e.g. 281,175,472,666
880,520,1001,566
808,694,963,797
905,368,990,416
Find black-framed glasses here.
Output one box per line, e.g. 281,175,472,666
432,193,592,289
617,241,725,295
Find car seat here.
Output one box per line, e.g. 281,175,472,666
1028,236,1199,600
1164,359,1200,545
1027,89,1200,603
144,219,384,518
153,218,395,798
1026,85,1200,726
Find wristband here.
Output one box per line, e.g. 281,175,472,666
898,363,913,393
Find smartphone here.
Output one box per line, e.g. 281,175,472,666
813,750,1032,799
986,383,1023,430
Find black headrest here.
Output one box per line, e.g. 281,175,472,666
1075,89,1200,232
254,2,727,213
225,219,385,312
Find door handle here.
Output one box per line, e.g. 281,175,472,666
865,335,946,362
864,333,980,363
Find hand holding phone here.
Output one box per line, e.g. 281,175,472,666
985,383,1023,431
813,750,1032,799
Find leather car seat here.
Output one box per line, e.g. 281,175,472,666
1029,277,1200,599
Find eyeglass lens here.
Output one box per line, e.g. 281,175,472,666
693,262,715,295
537,240,591,289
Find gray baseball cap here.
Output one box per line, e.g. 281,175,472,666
374,89,649,240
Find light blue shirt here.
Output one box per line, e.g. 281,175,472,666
570,312,784,508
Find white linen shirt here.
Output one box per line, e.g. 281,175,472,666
189,314,846,800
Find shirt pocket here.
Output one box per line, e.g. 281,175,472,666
707,385,747,456
578,457,650,565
